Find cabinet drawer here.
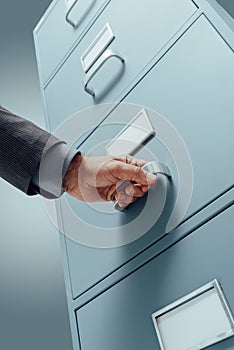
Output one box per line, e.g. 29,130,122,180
123,15,234,219
44,0,197,131
77,204,234,350
34,0,111,85
62,15,234,300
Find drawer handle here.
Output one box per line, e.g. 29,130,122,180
66,0,95,28
83,49,125,97
65,0,80,27
114,161,171,212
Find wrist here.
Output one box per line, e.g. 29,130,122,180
62,152,83,193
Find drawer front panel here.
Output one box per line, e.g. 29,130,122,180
44,0,197,131
123,15,234,219
77,204,234,350
34,0,110,85
63,15,234,299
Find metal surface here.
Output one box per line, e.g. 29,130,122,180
34,1,234,348
83,49,125,96
43,12,234,296
76,206,234,350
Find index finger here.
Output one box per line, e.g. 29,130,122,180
112,162,157,186
112,154,147,168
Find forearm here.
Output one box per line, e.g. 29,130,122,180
0,106,155,202
0,105,72,197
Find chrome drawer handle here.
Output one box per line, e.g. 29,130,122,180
141,161,171,178
65,0,80,27
83,49,125,97
114,161,171,212
66,0,95,28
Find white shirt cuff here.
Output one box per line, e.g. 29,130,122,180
31,142,79,199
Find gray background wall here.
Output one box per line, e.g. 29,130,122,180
0,1,73,350
217,0,234,18
0,1,233,350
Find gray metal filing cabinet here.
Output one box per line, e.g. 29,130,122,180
34,1,234,349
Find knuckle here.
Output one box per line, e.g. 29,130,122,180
135,166,143,176
114,163,123,173
126,155,131,163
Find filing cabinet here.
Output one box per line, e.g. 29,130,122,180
34,1,234,349
43,13,234,300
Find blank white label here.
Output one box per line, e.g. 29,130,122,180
152,280,234,350
105,109,155,156
81,23,115,73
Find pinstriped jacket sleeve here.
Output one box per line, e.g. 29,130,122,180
0,105,63,195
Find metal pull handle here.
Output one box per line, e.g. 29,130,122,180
66,0,95,28
83,49,125,97
141,161,171,178
114,161,171,212
65,0,80,27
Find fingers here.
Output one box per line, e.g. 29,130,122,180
112,162,157,186
125,183,146,197
114,191,137,208
113,155,147,168
104,155,157,205
114,183,147,208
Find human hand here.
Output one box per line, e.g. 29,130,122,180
62,154,157,207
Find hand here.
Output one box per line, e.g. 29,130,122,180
62,154,157,207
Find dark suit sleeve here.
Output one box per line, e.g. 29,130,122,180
0,105,62,195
